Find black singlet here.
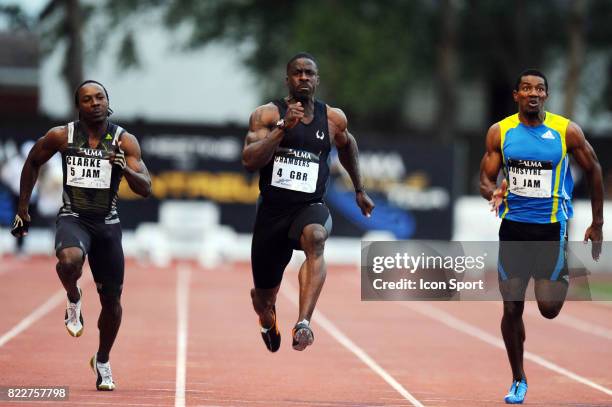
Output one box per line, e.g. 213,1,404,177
258,99,331,207
59,120,124,222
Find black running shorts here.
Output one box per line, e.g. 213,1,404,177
55,215,124,296
497,218,568,282
251,201,332,289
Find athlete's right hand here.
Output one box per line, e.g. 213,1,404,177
489,179,507,216
284,102,304,129
10,211,31,238
356,190,375,217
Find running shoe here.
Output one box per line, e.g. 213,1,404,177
90,354,116,391
291,321,314,351
64,287,83,337
260,305,281,352
504,378,527,404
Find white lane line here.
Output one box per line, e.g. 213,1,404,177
0,273,93,348
401,302,612,397
0,289,66,348
174,267,191,407
281,282,425,407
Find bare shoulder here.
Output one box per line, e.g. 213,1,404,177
120,131,139,144
487,122,500,136
118,131,143,155
47,125,67,139
42,126,69,150
485,123,501,148
327,105,347,131
249,102,281,130
566,121,586,150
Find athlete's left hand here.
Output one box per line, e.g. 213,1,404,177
356,190,375,217
110,141,126,170
583,224,603,261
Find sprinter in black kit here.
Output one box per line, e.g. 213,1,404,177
243,53,375,352
11,80,152,390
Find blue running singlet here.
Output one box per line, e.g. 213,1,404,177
498,112,574,224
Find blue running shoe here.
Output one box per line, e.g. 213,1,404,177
504,379,527,404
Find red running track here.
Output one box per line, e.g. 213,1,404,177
0,256,611,406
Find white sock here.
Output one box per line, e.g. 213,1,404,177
299,319,310,326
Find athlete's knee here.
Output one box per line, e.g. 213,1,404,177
250,288,276,315
300,224,328,256
56,248,84,278
99,293,122,314
503,301,524,319
96,282,123,298
537,301,563,319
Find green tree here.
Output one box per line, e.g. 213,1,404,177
28,0,612,135
459,0,565,122
105,0,436,132
0,4,33,31
39,0,89,103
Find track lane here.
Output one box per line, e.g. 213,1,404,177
184,264,417,406
0,258,179,406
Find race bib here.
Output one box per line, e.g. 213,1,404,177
271,148,319,193
507,158,552,198
66,155,112,189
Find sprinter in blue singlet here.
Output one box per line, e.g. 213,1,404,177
480,69,604,404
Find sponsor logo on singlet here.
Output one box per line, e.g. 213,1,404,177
541,130,555,139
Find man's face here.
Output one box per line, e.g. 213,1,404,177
77,83,109,123
286,58,319,102
513,75,547,116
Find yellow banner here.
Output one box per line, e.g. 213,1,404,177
118,171,260,203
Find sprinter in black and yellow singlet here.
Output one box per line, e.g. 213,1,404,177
480,69,604,404
11,80,152,391
243,53,375,352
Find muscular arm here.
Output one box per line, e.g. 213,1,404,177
242,104,285,172
479,124,503,200
329,106,374,216
566,122,603,246
18,127,66,217
116,133,152,197
329,107,363,190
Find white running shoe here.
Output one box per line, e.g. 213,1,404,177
292,322,314,351
64,287,83,337
90,354,116,391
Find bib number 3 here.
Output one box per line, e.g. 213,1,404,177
507,159,553,198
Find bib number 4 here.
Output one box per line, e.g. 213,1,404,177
276,168,309,181
271,148,319,193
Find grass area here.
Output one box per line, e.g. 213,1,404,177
572,281,612,301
